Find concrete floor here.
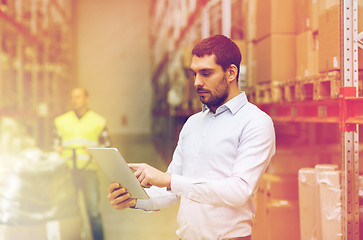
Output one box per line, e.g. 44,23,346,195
98,135,179,240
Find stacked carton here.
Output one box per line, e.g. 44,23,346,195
296,0,319,79
318,4,340,73
246,0,363,102
245,0,257,91
254,0,297,84
297,0,363,75
252,173,300,240
319,3,363,72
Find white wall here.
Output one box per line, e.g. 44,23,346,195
75,0,152,135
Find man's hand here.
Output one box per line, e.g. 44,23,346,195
129,163,171,189
107,182,137,210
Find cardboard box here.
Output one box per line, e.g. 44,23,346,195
0,216,82,240
255,0,297,40
311,0,319,31
297,30,319,78
253,199,300,240
266,200,300,240
234,39,247,65
246,41,257,88
319,5,363,72
253,187,269,240
253,173,299,240
255,34,296,83
234,40,248,89
296,0,310,34
183,45,192,68
319,0,340,13
246,0,257,41
318,5,340,73
296,0,319,33
357,4,363,70
260,173,299,200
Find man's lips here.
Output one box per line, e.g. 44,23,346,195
197,89,209,95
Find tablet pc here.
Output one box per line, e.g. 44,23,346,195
88,147,149,199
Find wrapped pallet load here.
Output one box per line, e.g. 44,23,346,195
317,169,341,240
298,164,340,240
298,168,318,240
0,149,81,239
360,176,363,237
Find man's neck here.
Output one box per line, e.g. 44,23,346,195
75,108,89,119
209,89,240,113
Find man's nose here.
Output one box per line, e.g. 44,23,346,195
194,75,203,87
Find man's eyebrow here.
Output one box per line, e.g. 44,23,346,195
189,68,214,72
199,68,213,72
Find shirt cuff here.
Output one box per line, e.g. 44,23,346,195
133,199,143,209
171,174,194,196
134,196,151,210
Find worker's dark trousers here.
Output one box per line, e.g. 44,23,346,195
79,170,104,240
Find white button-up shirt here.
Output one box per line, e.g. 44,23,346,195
136,92,276,240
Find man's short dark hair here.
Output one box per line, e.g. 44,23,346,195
192,35,242,81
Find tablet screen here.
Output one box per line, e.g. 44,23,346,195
88,147,149,199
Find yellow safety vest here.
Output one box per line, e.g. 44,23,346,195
54,110,106,170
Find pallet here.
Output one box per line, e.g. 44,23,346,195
248,70,363,104
252,71,343,104
295,71,341,101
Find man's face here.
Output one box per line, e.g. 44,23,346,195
71,88,88,111
190,54,229,111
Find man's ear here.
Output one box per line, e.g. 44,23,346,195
227,64,238,83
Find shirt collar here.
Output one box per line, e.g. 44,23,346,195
202,92,248,115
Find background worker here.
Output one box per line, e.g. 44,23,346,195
107,35,276,240
54,87,111,240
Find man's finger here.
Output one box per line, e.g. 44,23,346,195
141,179,152,188
133,168,143,178
113,198,136,210
107,182,121,193
108,187,126,201
136,171,147,184
128,163,140,170
110,191,131,205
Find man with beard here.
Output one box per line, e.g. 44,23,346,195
107,35,275,240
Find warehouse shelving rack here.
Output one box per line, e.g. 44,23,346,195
149,0,361,239
150,0,242,156
0,0,74,150
258,0,361,239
